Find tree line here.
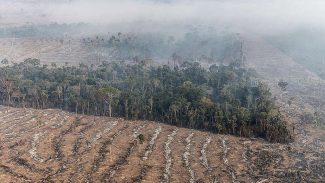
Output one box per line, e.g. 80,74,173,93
83,29,241,64
0,59,292,142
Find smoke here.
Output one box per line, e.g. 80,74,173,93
1,0,325,34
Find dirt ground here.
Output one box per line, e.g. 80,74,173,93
0,106,324,183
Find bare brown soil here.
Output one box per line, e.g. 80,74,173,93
0,106,324,183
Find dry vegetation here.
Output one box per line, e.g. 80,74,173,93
0,106,324,183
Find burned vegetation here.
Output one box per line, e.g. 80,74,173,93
0,107,323,182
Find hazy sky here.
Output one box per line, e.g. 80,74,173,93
1,0,325,34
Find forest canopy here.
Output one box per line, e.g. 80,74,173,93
0,59,291,143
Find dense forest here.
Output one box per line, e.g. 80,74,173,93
0,58,291,142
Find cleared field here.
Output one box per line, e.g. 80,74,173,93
0,106,324,183
0,37,111,66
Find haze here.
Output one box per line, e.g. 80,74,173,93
1,0,325,34
1,0,325,182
